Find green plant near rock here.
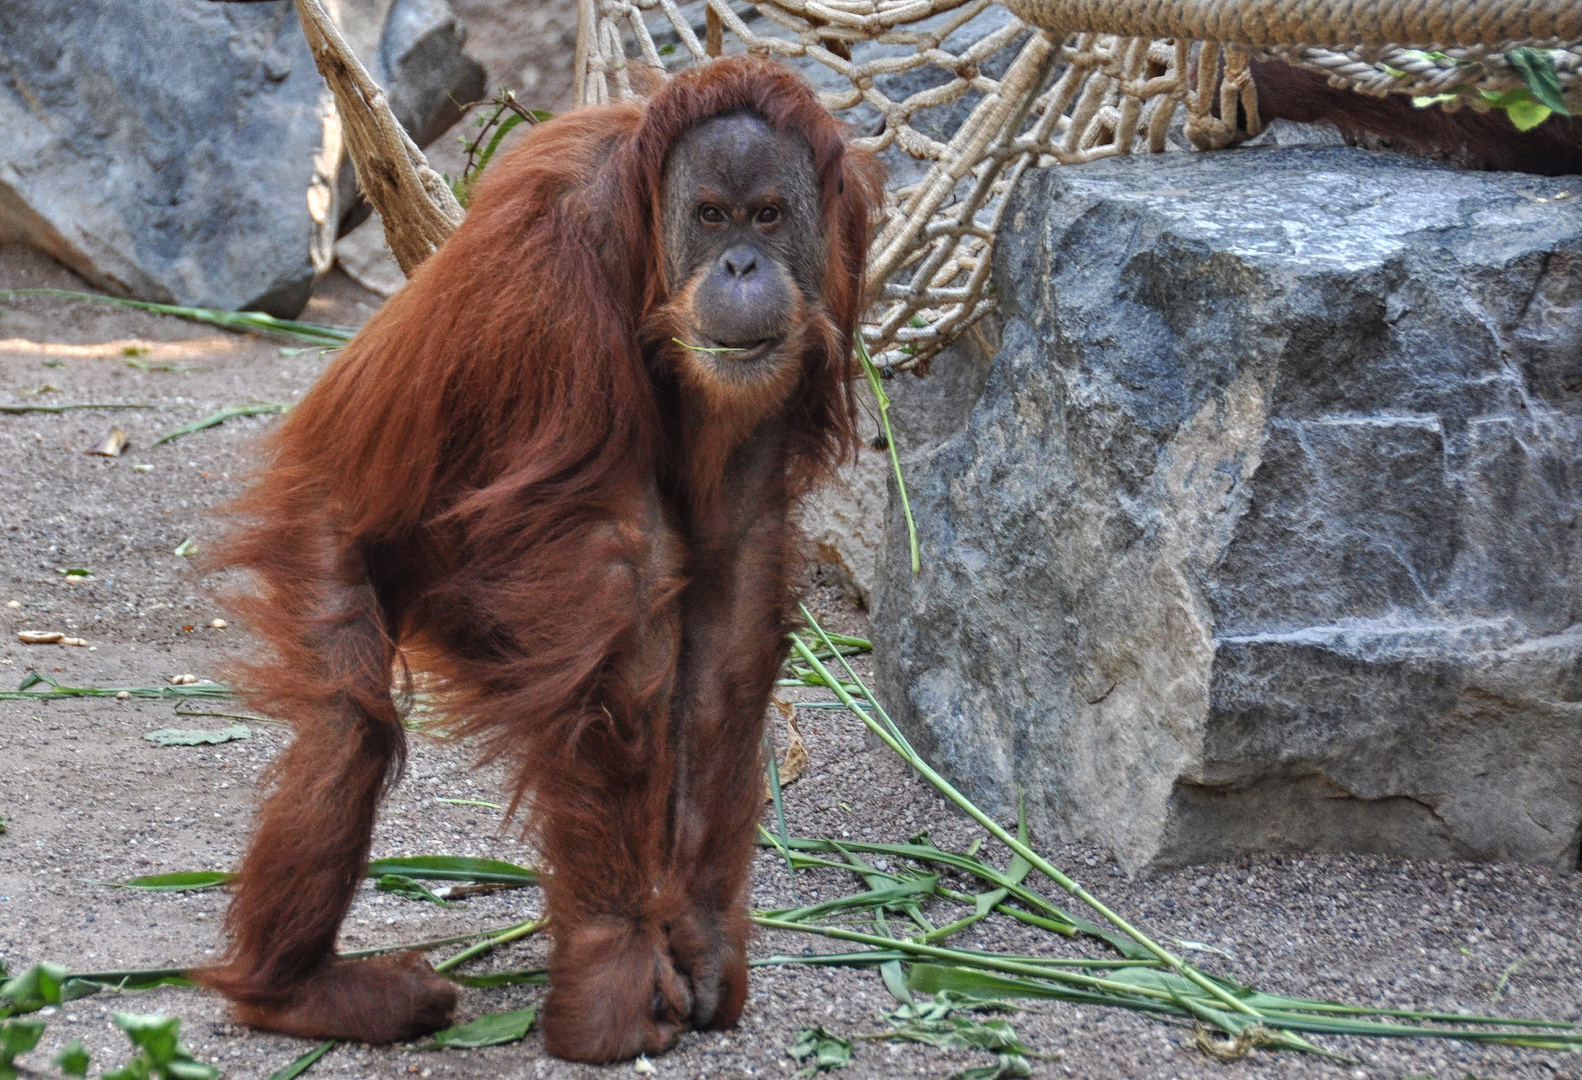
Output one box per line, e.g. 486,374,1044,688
0,963,216,1080
1403,47,1574,131
17,617,1582,1077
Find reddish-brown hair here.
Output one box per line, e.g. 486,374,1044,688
198,59,884,1054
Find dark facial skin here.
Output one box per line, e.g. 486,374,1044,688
660,112,824,366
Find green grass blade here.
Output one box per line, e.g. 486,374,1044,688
151,403,288,446
855,335,920,573
472,113,530,180
753,950,914,968
0,289,354,345
1,674,235,701
790,610,1284,1028
764,876,940,923
266,1040,334,1080
433,916,549,975
374,873,455,907
755,835,1093,947
66,967,193,991
790,609,1331,1054
446,967,548,988
765,732,796,876
114,872,233,892
365,855,537,886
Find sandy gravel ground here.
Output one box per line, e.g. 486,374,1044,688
4,236,1582,1080
3,6,1582,1078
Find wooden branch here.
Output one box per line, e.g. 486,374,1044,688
291,0,464,276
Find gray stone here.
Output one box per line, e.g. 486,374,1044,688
0,0,481,317
333,213,406,298
801,445,890,608
871,146,1582,872
800,321,1000,607
382,0,486,148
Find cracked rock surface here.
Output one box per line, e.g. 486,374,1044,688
874,147,1582,873
0,0,482,317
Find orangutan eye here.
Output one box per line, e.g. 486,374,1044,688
755,205,781,225
698,204,726,225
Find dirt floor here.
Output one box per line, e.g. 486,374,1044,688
3,5,1582,1079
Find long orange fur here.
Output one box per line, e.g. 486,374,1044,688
195,58,884,1062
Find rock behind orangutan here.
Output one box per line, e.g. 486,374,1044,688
0,0,482,316
873,145,1582,873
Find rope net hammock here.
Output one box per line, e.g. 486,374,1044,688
575,0,1582,370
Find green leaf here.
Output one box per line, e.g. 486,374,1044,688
765,730,794,876
69,968,193,991
787,1025,852,1075
265,1040,334,1080
165,1061,222,1080
113,1014,181,1068
1479,86,1556,132
951,1055,1033,1080
1,1017,44,1065
855,335,919,573
365,855,537,886
0,290,354,346
374,874,455,907
764,876,939,923
152,403,288,447
1505,98,1554,132
104,1013,218,1080
424,1007,536,1048
880,959,914,1006
0,963,68,1015
101,1059,151,1080
0,675,235,702
115,872,234,892
55,1038,91,1077
446,967,548,988
904,964,1164,1012
880,993,1037,1058
142,725,251,746
1507,47,1570,116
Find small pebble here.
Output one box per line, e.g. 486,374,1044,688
5,600,19,609
169,673,199,685
210,618,228,629
115,691,132,701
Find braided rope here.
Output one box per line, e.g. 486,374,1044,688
1000,0,1579,48
579,0,1578,370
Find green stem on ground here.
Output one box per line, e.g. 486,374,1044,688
432,916,549,974
0,288,354,346
789,605,1318,1052
0,402,161,414
856,335,920,573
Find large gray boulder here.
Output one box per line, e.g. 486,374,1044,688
872,146,1582,872
0,0,482,316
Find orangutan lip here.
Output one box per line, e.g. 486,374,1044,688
696,337,776,362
